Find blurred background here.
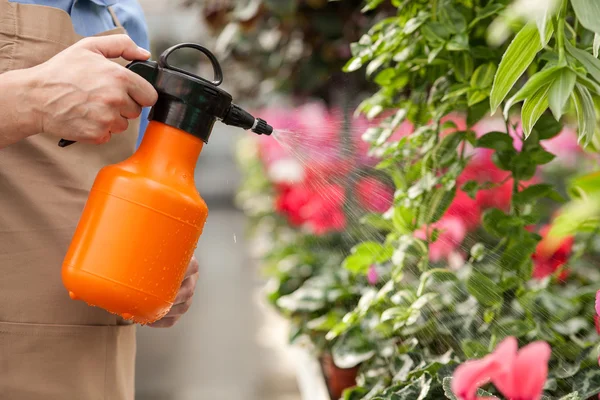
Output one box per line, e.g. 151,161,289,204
134,1,301,399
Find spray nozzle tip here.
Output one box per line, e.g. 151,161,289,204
252,118,273,136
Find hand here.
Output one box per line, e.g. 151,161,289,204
148,256,199,328
29,34,158,144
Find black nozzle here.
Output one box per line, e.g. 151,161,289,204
222,104,273,136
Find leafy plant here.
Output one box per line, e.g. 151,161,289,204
232,0,600,399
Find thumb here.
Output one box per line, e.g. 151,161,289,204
77,34,151,61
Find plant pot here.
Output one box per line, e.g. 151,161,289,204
319,352,360,400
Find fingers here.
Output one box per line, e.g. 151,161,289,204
120,96,143,119
126,73,158,108
111,116,129,134
147,258,199,329
78,34,151,61
185,256,200,279
173,272,198,305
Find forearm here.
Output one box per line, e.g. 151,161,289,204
0,68,42,148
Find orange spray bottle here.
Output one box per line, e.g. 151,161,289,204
59,44,273,324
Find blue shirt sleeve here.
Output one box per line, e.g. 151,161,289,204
9,0,152,146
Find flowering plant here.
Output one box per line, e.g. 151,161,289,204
235,0,600,399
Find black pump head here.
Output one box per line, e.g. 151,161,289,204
58,43,273,147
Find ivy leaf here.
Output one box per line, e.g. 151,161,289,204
521,84,551,138
490,22,553,114
571,0,600,34
558,393,582,400
569,369,600,398
548,68,577,120
467,271,503,307
442,377,459,400
442,377,498,399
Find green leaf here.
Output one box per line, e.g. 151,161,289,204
503,66,562,118
571,0,600,34
595,33,600,58
482,208,512,237
452,52,474,83
490,23,552,113
442,377,498,399
469,3,505,28
417,268,457,296
569,369,600,398
534,113,564,139
462,181,479,199
573,83,597,145
565,40,600,83
549,68,576,120
442,377,459,400
374,68,396,85
558,393,582,400
343,242,393,274
522,84,551,138
439,5,467,33
467,271,503,306
461,340,489,358
342,253,373,274
513,183,564,205
471,63,497,89
447,33,469,51
468,89,489,106
361,213,394,231
477,131,514,151
343,56,364,72
332,332,376,369
467,100,490,126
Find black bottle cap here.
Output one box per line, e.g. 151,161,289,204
130,43,233,143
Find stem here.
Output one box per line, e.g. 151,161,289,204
557,0,568,65
432,0,437,21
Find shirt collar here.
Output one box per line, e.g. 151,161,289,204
88,0,119,6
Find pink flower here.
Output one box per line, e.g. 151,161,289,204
452,337,551,400
356,177,394,213
367,265,378,285
415,216,467,262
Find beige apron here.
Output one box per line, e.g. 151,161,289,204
0,1,141,398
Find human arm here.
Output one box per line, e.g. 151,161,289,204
0,34,157,149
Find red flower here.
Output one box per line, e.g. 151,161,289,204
446,191,482,230
356,177,394,213
452,336,551,400
532,225,574,280
275,184,311,226
301,184,346,234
